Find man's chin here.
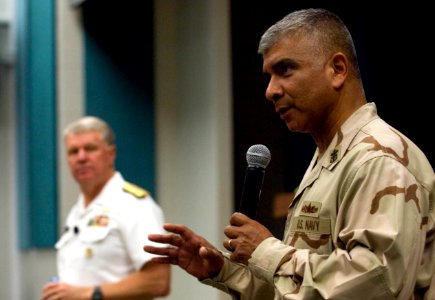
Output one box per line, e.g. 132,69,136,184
74,174,94,183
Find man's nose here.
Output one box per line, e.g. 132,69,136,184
265,77,283,102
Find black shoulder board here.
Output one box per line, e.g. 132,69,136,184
123,182,149,199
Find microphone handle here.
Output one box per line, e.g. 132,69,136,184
239,166,265,219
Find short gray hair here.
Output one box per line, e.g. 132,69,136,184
63,116,115,145
258,8,361,79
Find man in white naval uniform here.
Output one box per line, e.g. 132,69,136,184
41,116,170,300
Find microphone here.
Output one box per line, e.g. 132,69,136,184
238,144,271,219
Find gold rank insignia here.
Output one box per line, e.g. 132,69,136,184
85,247,93,258
123,182,149,199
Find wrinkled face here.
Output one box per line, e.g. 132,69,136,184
262,35,338,134
65,131,116,186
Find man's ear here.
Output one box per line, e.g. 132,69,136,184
329,52,348,89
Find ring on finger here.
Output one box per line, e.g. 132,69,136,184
228,239,234,250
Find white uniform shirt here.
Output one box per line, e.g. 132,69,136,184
56,172,165,285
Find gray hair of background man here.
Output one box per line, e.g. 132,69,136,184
257,8,361,80
63,116,116,146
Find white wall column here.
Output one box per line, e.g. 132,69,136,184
0,0,18,298
155,0,233,299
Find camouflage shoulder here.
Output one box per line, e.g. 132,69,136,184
122,181,149,199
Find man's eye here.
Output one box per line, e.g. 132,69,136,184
67,145,98,156
274,60,296,76
277,63,293,75
84,145,98,152
68,148,78,156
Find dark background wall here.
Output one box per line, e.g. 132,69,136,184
230,2,434,238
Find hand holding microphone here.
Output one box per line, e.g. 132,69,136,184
225,145,273,263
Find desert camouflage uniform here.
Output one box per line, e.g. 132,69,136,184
203,103,435,299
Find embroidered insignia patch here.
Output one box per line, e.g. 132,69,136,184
123,182,149,199
330,148,339,163
290,216,331,234
300,201,321,218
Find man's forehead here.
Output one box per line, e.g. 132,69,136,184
262,36,314,69
66,131,103,143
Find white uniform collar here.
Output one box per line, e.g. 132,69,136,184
77,171,124,211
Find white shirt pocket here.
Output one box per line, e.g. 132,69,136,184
79,226,111,244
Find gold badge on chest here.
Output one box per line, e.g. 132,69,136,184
85,247,93,258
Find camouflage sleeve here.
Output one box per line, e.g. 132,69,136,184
201,254,276,300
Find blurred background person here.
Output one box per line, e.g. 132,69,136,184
41,116,170,300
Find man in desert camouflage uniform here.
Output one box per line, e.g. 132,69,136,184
144,8,434,299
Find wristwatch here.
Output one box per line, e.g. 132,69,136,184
92,286,103,300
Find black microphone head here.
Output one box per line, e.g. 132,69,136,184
246,144,271,169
